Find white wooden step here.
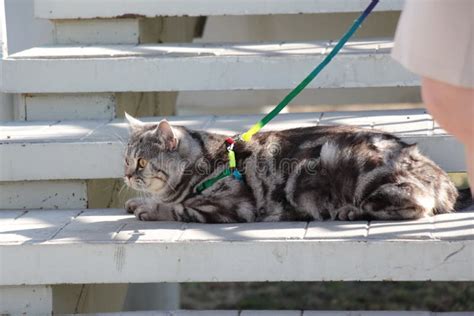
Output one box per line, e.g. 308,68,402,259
0,109,464,182
0,209,472,285
35,0,405,19
68,311,472,316
2,40,419,93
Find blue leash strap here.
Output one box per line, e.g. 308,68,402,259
195,0,380,194
241,0,380,142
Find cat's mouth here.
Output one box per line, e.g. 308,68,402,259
124,174,169,193
124,177,144,191
153,175,167,182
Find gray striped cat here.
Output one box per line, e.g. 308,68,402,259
123,113,458,222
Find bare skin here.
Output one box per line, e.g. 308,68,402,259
421,77,474,196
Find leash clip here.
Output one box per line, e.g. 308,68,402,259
224,137,243,181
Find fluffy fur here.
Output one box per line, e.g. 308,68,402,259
123,114,458,222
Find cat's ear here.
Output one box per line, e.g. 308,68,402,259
156,119,178,151
124,112,144,130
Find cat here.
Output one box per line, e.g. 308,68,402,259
123,113,458,222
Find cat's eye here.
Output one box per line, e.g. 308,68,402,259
138,158,148,168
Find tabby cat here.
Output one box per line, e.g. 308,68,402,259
123,113,458,222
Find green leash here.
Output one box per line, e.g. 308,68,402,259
196,0,380,194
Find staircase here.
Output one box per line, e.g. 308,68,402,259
0,0,472,315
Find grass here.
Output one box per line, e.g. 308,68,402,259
181,282,474,311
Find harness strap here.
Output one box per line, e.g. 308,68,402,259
195,137,242,194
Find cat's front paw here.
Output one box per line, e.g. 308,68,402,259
127,200,175,221
134,204,161,221
333,205,363,221
125,198,146,214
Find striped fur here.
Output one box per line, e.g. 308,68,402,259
124,116,458,222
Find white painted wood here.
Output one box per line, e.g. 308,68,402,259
241,311,301,316
70,313,168,316
2,0,54,56
0,209,81,244
53,19,140,45
305,221,367,240
66,312,471,316
71,311,238,316
0,285,53,315
115,221,184,242
0,93,13,121
0,210,25,224
21,93,116,120
35,0,405,19
2,40,420,93
241,312,301,316
432,212,474,241
180,222,307,241
304,313,431,316
0,210,472,284
319,109,432,135
52,209,133,243
0,47,14,120
171,312,239,316
0,180,87,209
176,88,422,112
410,135,466,173
0,110,464,182
368,217,434,240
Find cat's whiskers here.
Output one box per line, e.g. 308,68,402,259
163,178,177,193
109,131,128,147
117,182,129,198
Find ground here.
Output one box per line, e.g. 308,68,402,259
181,282,474,311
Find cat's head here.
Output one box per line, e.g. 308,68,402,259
123,113,183,194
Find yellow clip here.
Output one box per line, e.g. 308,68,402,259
241,123,262,142
228,150,236,168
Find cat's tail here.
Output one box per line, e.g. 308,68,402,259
454,187,473,211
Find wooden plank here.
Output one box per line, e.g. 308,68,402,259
0,285,53,315
70,311,238,316
0,110,463,182
35,0,405,19
208,112,323,135
320,109,432,135
1,238,472,284
0,210,473,284
50,209,133,243
305,221,367,240
0,180,87,209
304,313,432,316
0,118,106,141
171,312,238,316
23,93,116,120
66,312,471,316
241,312,301,316
432,212,474,241
2,40,420,93
54,19,140,45
0,209,81,244
407,135,466,173
0,142,124,181
179,222,307,241
368,217,434,240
